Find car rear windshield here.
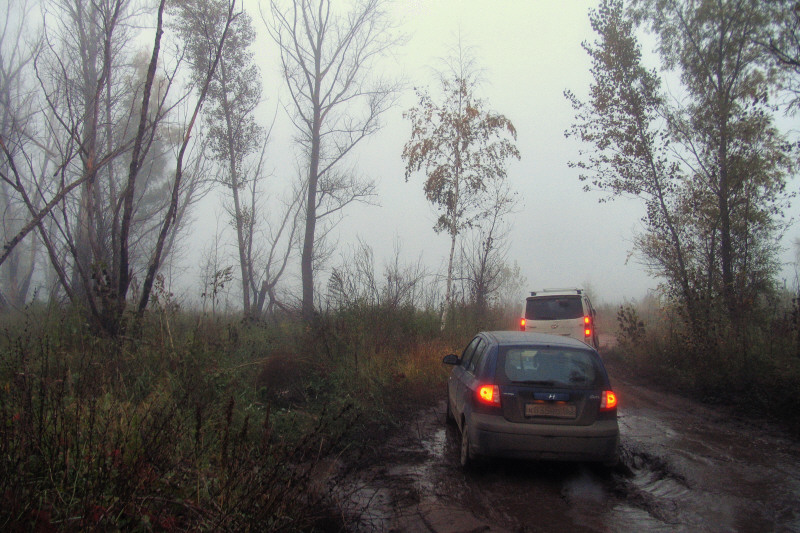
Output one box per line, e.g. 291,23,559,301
525,296,583,320
498,347,603,388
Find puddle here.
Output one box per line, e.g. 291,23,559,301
336,394,800,532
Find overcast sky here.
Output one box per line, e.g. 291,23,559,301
190,0,799,306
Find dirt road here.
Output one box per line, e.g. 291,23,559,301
337,365,800,532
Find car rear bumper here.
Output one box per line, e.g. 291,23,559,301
469,412,619,462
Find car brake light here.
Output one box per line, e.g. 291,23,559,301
584,315,592,337
520,318,526,331
477,385,501,406
600,390,617,410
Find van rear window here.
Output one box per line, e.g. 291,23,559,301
525,296,583,320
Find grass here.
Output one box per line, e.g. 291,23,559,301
6,295,799,530
603,300,800,435
0,303,476,531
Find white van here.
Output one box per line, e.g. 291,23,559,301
519,288,599,349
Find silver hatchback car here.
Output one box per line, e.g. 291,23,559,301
443,331,619,468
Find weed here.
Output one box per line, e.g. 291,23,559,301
0,299,521,529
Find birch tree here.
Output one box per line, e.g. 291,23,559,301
173,0,264,319
402,44,520,314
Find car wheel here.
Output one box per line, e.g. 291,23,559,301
460,419,473,468
602,453,620,469
603,441,621,469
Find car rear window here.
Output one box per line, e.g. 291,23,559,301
525,296,583,320
498,347,601,388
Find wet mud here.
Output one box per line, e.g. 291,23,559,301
337,374,800,532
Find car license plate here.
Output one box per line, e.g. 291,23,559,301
525,403,576,418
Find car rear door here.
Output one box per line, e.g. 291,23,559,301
524,296,585,342
497,347,606,426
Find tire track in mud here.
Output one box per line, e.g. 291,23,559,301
336,375,800,532
609,370,800,532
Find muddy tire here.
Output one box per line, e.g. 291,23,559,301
603,441,622,469
603,438,622,470
460,419,473,468
602,453,620,469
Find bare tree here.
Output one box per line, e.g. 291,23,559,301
248,158,304,318
1,0,238,333
0,0,42,309
267,0,401,321
3,0,150,329
135,0,238,323
458,179,518,321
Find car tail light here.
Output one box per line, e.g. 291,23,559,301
600,390,617,410
477,384,501,406
584,315,592,338
519,318,526,331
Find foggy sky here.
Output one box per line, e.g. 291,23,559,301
186,0,799,307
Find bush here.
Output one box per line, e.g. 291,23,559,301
604,296,800,435
0,300,520,530
0,309,354,531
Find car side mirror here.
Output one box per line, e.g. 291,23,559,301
442,354,459,365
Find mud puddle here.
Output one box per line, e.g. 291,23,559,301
337,382,800,532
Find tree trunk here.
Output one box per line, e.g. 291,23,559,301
220,64,252,318
302,132,320,321
301,61,323,322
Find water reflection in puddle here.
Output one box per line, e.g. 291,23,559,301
338,401,800,532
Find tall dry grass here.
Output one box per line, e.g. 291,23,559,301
0,300,514,530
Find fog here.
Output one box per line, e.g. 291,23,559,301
182,0,798,308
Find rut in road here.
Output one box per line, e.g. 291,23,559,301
335,377,800,532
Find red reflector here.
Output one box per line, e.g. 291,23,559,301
478,385,501,405
600,390,617,410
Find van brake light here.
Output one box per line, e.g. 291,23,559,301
584,315,592,337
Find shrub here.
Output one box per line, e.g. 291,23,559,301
0,308,353,531
604,296,800,434
0,300,517,529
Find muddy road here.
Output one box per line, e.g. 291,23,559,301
337,366,800,532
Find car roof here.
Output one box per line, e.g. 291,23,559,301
481,331,595,350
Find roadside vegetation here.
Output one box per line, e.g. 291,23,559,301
602,291,800,435
0,301,519,531
4,292,800,529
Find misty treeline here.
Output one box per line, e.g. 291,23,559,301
567,0,800,360
0,0,524,334
0,0,249,335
